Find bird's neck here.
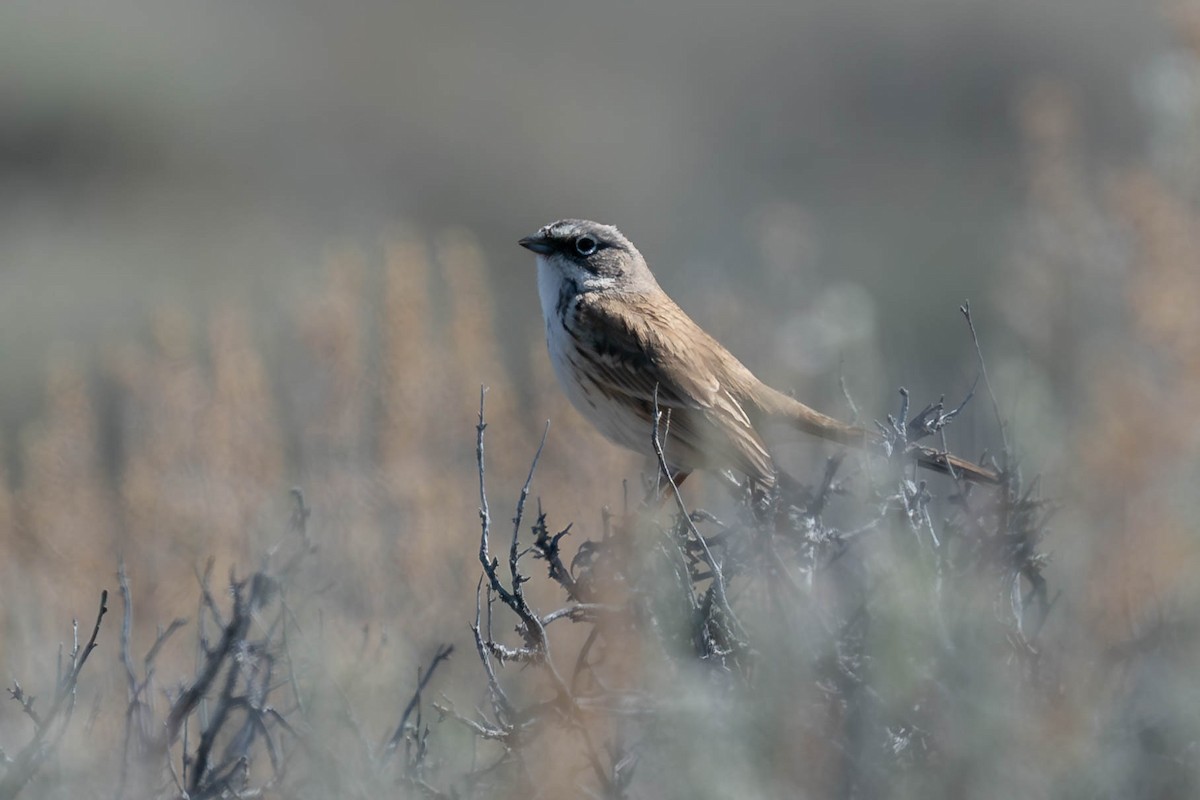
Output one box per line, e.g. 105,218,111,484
536,258,576,328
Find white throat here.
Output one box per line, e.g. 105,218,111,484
535,254,616,328
532,251,665,458
535,255,563,329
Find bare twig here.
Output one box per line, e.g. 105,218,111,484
650,385,748,664
0,591,108,800
382,644,455,763
960,300,1010,455
475,387,570,696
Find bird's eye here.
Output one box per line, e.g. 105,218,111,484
575,236,598,256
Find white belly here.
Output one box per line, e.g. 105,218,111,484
537,258,657,457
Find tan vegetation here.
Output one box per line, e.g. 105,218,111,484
4,38,1200,800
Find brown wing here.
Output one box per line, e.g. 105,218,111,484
569,291,777,484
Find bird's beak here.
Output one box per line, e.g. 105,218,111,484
518,234,555,255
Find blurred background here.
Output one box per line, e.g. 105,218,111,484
1,0,1199,797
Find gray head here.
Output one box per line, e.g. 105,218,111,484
519,219,658,294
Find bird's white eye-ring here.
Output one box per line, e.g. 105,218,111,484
575,236,598,256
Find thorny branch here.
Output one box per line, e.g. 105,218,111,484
475,388,566,692
439,312,1049,798
650,385,748,663
383,644,455,763
1,591,108,800
961,300,1010,455
472,386,624,796
0,311,1048,800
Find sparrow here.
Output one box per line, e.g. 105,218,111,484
520,219,998,490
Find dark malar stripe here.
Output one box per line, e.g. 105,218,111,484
555,281,579,319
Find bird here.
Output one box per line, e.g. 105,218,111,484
519,219,998,491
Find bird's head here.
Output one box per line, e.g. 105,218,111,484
519,219,657,294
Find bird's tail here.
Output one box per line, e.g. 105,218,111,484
755,385,1000,485
911,446,1000,485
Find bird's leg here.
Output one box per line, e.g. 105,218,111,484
643,468,690,508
